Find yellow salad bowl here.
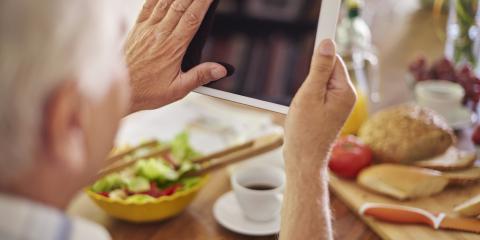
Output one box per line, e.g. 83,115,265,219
85,176,209,223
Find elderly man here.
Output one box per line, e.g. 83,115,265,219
0,0,355,239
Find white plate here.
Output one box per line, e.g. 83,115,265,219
213,192,280,236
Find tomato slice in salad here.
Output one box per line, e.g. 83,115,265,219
139,182,182,198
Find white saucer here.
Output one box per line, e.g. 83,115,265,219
213,192,280,236
445,107,477,129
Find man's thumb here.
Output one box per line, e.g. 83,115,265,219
307,39,337,89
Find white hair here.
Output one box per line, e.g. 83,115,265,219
0,0,127,180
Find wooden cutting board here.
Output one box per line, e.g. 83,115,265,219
329,174,480,240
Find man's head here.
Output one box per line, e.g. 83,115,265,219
0,0,130,207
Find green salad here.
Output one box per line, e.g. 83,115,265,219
91,133,203,204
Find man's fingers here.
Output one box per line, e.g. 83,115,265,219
330,56,354,91
173,0,213,43
137,0,160,23
148,0,175,25
307,39,337,90
172,62,227,97
326,55,357,106
156,0,194,33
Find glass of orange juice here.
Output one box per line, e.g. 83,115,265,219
341,89,369,136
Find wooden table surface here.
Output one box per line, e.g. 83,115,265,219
68,3,448,240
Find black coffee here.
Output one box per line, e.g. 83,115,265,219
245,184,276,191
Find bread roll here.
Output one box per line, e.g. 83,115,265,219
357,164,449,200
442,167,480,186
358,105,455,164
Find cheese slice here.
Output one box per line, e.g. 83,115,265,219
357,164,449,201
454,194,480,217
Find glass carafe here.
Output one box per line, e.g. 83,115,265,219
336,0,381,135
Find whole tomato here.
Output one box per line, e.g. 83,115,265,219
329,135,373,179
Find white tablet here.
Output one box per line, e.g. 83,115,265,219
194,0,342,114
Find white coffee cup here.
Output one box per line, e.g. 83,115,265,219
231,165,285,222
415,80,465,120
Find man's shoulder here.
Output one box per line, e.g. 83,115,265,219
0,217,110,240
0,193,111,240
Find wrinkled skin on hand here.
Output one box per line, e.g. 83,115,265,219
125,0,227,113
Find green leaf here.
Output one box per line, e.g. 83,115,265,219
91,173,125,193
171,132,201,162
126,177,150,193
180,177,201,190
135,159,179,181
178,161,200,176
109,189,127,200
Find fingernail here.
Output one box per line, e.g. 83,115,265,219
215,62,235,77
211,66,227,79
319,39,335,57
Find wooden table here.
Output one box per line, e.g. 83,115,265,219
68,3,448,240
69,170,380,240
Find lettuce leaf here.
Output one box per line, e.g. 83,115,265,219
126,177,150,193
178,161,200,176
135,158,179,181
109,189,127,200
91,173,126,193
171,132,201,162
180,177,201,190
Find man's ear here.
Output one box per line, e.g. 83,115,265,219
42,81,87,172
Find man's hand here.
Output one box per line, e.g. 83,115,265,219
280,39,356,240
125,0,227,113
284,39,356,171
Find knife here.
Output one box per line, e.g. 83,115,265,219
359,202,480,234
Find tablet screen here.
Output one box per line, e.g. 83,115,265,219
200,0,322,106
